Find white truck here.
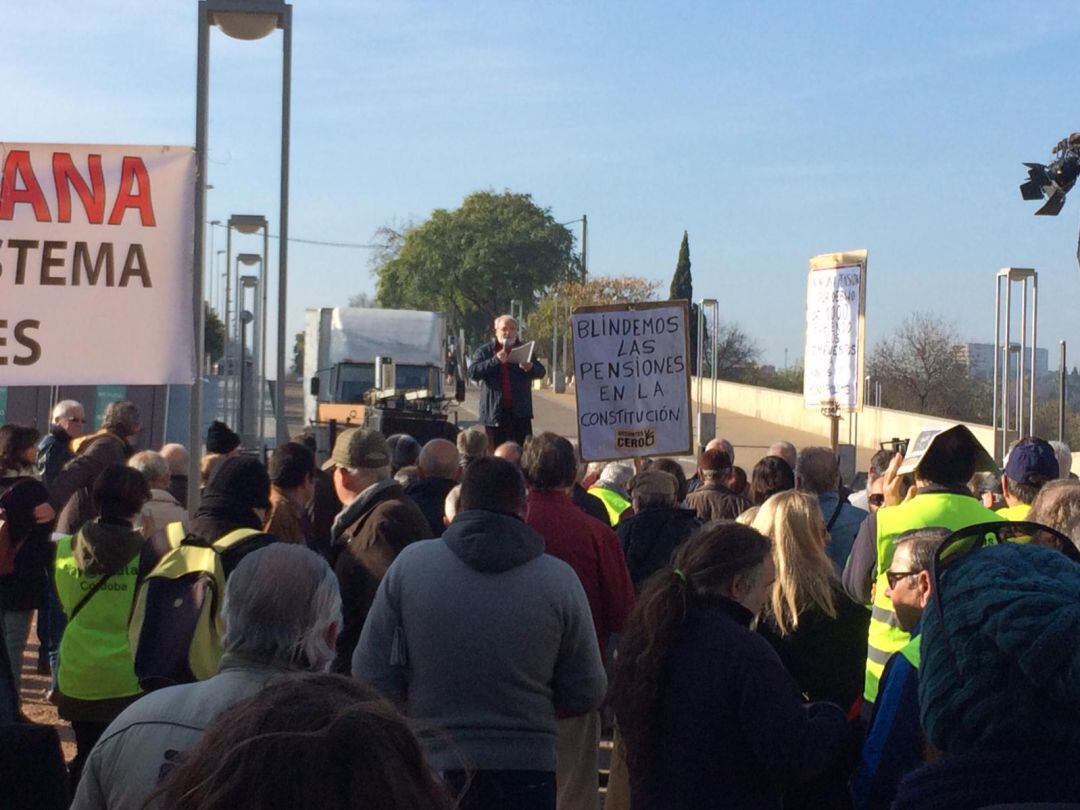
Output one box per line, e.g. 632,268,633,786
303,307,461,450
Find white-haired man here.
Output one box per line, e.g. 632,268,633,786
36,399,86,486
128,450,188,538
468,314,546,446
71,544,342,810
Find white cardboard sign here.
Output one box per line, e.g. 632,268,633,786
0,143,195,385
803,250,867,411
572,301,693,461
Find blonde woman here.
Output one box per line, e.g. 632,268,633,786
751,490,869,712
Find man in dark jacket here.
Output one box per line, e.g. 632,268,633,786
617,469,702,590
50,401,141,536
36,400,86,487
468,314,546,447
685,448,751,522
324,427,432,672
404,438,458,537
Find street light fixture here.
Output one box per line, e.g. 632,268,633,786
238,274,259,440
192,0,291,509
233,252,262,429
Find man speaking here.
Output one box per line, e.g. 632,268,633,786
469,314,546,447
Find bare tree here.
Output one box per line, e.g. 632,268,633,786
869,312,974,417
711,321,761,379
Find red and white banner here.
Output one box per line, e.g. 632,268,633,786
0,143,195,385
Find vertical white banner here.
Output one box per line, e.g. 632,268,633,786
0,143,195,385
803,250,867,411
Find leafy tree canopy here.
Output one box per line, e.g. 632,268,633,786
374,190,577,345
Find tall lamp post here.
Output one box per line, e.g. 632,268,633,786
239,274,259,440
229,215,269,444
192,0,291,509
234,253,262,432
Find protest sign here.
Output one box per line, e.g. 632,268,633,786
572,300,692,461
803,249,867,411
0,143,195,385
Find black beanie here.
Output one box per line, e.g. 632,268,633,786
204,456,271,510
206,420,241,454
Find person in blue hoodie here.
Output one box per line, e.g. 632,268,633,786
354,456,605,810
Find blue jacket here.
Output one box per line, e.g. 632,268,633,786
468,340,545,425
818,492,867,574
850,637,923,810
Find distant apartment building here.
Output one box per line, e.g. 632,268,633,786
957,342,1049,380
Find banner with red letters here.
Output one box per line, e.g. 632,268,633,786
0,143,195,384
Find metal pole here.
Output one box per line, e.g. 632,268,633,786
224,228,232,423
1003,281,1012,455
239,289,248,440
695,304,704,439
1030,273,1038,436
561,296,568,387
1059,341,1067,443
188,2,209,512
581,214,587,281
1019,279,1027,434
552,294,559,390
260,227,269,448
275,6,292,446
710,301,718,415
992,274,1000,459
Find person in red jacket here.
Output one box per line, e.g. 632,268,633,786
522,432,635,810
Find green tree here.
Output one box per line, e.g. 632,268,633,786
204,304,225,365
374,191,577,344
668,230,703,370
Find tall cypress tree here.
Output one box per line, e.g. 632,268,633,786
669,231,701,371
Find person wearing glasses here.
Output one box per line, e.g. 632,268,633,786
36,400,87,487
849,527,948,810
841,426,998,711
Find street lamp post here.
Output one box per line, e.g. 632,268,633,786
235,253,262,438
229,215,269,446
239,274,258,440
192,0,291,510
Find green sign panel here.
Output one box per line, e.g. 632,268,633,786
93,386,127,430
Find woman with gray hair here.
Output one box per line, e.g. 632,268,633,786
128,450,188,538
588,461,635,525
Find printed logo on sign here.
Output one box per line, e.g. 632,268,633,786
615,427,656,450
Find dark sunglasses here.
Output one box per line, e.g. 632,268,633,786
885,569,919,589
868,493,885,507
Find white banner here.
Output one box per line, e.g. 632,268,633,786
572,301,693,461
803,250,867,411
0,143,195,385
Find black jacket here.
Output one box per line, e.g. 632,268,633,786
617,506,701,591
629,598,852,810
572,484,611,527
36,425,74,488
405,476,456,538
757,584,871,711
468,340,546,425
0,477,51,611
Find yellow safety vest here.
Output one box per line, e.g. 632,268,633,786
588,486,630,526
54,534,142,701
866,492,997,703
997,503,1031,521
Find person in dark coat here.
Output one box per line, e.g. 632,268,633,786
617,469,702,591
0,450,52,702
404,439,458,537
324,428,432,673
49,401,141,535
752,490,869,712
467,315,546,447
610,522,854,810
892,542,1080,810
36,399,87,487
685,448,751,522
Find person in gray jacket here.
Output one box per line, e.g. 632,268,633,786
354,456,607,810
71,543,342,810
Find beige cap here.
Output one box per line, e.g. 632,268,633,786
321,427,391,471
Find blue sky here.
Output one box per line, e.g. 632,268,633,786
7,1,1080,370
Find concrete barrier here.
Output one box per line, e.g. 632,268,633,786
690,377,995,455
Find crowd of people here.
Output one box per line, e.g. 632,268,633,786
0,393,1078,809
